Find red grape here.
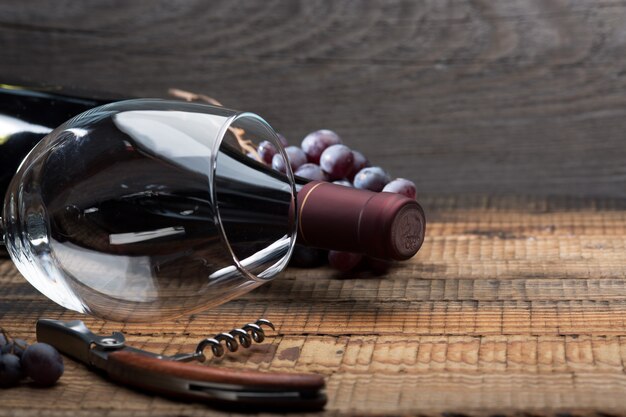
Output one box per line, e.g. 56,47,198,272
382,178,417,199
301,130,342,164
21,343,64,387
328,251,363,272
271,153,287,173
1,338,27,357
272,146,307,173
257,141,277,164
0,354,22,387
320,144,354,180
348,150,370,181
295,163,328,181
353,166,390,192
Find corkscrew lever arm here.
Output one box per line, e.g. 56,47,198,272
36,319,327,411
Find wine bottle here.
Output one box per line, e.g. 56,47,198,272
0,98,425,322
0,85,113,196
0,85,113,256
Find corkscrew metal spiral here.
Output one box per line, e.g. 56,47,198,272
172,319,275,362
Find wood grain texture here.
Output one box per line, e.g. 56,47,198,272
1,195,626,416
1,0,626,196
2,1,626,416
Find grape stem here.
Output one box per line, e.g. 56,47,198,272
168,88,261,160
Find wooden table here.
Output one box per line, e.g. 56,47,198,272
2,1,626,416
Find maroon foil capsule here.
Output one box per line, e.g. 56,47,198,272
295,181,425,260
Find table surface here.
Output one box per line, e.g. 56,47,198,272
2,1,626,416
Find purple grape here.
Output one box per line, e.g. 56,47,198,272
328,251,363,272
348,150,370,181
271,153,287,173
383,178,417,199
272,146,307,173
353,167,390,192
0,354,22,387
1,338,27,358
21,343,64,387
285,146,308,169
301,130,342,164
257,141,277,164
320,144,354,180
295,163,328,182
333,179,352,187
277,133,288,147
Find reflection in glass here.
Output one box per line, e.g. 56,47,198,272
2,100,296,321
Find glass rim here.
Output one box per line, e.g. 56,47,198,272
210,111,298,282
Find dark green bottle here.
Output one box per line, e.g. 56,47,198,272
0,85,112,200
0,85,113,256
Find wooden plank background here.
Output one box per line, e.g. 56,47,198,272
2,0,626,197
1,1,626,416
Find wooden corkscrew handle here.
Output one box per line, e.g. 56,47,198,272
107,350,327,410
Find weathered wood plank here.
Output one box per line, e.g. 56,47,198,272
6,332,626,415
2,0,626,414
1,195,626,415
1,1,626,196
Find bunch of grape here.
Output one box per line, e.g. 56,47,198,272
0,330,64,388
252,129,417,275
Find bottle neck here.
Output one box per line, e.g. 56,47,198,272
295,181,425,260
0,86,116,207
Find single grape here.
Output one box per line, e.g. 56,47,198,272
301,130,342,164
353,166,390,192
320,144,354,180
21,343,64,387
284,146,308,170
328,251,363,272
289,245,326,268
332,179,352,187
271,146,308,173
348,150,370,181
271,153,286,173
1,339,28,358
0,354,22,388
295,163,328,182
277,133,288,147
257,141,277,165
382,178,417,199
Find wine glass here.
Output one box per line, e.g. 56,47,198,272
0,99,297,321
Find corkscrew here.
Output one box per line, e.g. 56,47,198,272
173,319,275,361
36,318,326,410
